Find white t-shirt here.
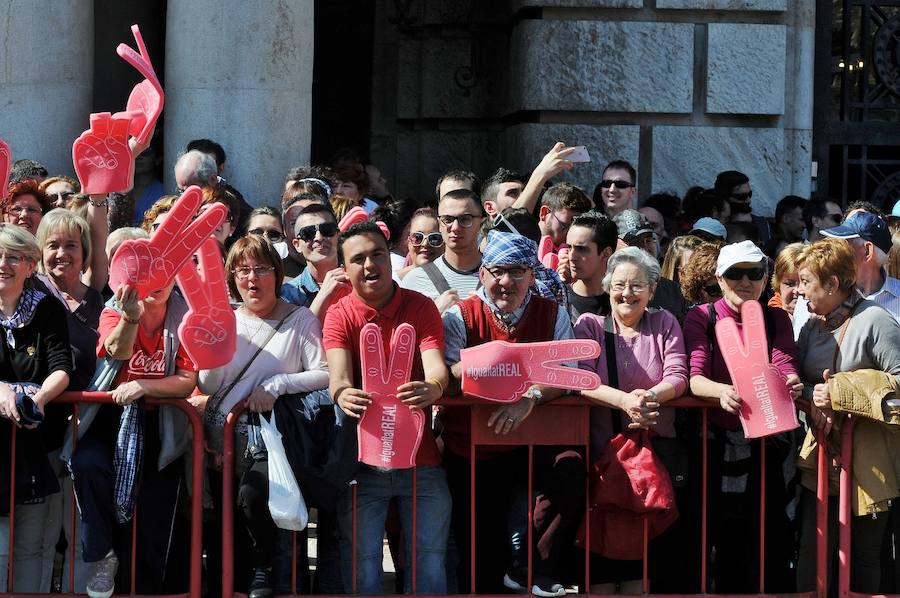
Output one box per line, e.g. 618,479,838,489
400,255,481,301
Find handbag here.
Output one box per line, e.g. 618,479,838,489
574,315,679,560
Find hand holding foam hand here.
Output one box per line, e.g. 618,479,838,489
460,339,602,403
108,186,227,298
175,237,236,369
72,112,134,194
357,323,425,469
714,300,799,438
114,25,163,146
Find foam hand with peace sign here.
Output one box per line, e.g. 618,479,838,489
338,205,391,240
109,186,227,298
460,339,602,403
538,235,560,270
113,25,163,146
175,237,236,369
715,300,799,438
0,137,9,194
357,323,425,469
72,112,134,194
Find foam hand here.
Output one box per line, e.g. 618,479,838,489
72,112,134,194
357,323,424,469
113,25,163,146
460,339,602,403
337,205,391,240
175,237,236,369
0,138,9,193
538,235,559,270
109,186,227,298
715,300,799,438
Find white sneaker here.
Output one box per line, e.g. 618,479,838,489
86,550,118,598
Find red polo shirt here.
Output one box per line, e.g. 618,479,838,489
323,285,444,466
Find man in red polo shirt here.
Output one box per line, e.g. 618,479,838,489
322,221,450,595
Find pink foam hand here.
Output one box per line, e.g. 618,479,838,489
0,138,9,194
108,186,227,297
538,235,556,261
460,339,602,403
114,25,163,145
542,252,559,270
357,323,424,469
72,112,134,194
174,237,236,369
714,300,800,438
338,206,368,232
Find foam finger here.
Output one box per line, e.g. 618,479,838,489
150,187,202,253
386,324,416,389
360,323,387,392
740,300,770,361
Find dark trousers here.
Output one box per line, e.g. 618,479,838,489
70,409,184,593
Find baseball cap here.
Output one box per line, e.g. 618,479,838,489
821,210,892,254
613,209,654,242
690,217,727,240
715,240,766,276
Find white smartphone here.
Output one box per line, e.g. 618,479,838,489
567,145,591,163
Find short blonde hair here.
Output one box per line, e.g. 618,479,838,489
0,223,40,263
771,242,805,292
106,227,149,261
330,195,354,222
36,209,92,274
797,238,857,293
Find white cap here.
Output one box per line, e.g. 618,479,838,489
715,240,766,276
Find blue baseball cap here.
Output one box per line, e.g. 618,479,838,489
821,210,892,254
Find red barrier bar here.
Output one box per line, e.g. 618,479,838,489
838,416,857,598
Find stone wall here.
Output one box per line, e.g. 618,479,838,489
372,0,815,216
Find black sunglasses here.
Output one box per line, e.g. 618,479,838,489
296,222,339,242
703,283,723,298
730,191,753,202
248,228,285,242
722,266,767,281
409,231,444,247
600,179,634,190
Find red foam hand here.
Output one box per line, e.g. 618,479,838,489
338,206,368,232
357,323,424,469
72,112,134,194
538,235,556,259
113,25,163,146
460,339,602,403
109,186,227,298
174,237,236,369
0,137,9,194
715,300,799,438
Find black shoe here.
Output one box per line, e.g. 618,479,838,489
248,567,273,598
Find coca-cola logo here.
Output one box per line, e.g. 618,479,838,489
127,349,165,376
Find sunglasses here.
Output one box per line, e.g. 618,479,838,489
409,231,444,248
296,222,339,242
722,266,767,281
248,228,285,242
730,191,753,202
703,283,723,298
600,179,635,190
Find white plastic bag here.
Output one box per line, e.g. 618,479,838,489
258,411,308,531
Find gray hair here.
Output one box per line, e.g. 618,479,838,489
106,227,149,261
601,246,661,292
0,223,40,263
850,236,888,266
175,150,217,187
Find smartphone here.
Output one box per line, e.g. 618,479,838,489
567,146,591,163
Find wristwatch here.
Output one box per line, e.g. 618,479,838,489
524,387,543,406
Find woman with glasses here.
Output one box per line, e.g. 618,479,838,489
0,224,73,592
140,195,180,233
245,206,288,260
3,180,53,235
198,235,328,598
574,247,688,594
397,208,443,279
39,176,80,210
200,186,240,247
678,241,725,305
682,240,802,593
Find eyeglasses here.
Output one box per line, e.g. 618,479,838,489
552,212,574,231
486,266,528,281
491,212,522,236
610,281,649,294
233,265,276,280
703,283,723,298
51,191,75,203
600,179,634,190
408,231,444,248
296,222,338,242
438,213,479,228
7,206,41,217
730,191,753,202
0,253,29,267
248,228,285,242
722,266,767,281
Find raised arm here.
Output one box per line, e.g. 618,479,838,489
512,142,576,214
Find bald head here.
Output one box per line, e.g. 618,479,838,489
174,150,218,191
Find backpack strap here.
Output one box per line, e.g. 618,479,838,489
603,315,622,435
422,260,451,295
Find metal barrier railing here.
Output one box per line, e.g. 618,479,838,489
3,391,204,598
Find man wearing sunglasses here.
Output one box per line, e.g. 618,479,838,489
280,204,349,318
714,170,771,244
538,183,592,249
402,189,485,313
599,160,637,219
803,198,843,243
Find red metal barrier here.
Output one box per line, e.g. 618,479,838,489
2,391,204,598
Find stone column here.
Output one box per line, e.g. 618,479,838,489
0,0,93,178
164,0,314,206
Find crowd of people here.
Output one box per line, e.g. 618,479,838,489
0,138,899,598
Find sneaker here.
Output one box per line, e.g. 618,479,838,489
503,567,528,593
503,566,566,597
86,550,118,598
248,567,273,598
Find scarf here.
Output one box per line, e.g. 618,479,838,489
0,286,45,348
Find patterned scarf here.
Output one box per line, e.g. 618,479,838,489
0,286,45,348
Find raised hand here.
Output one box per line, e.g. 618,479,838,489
72,112,134,194
714,299,799,438
113,25,163,146
0,137,9,194
460,339,602,403
109,186,227,298
175,237,236,369
357,323,424,469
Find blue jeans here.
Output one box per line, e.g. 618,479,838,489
338,466,451,594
